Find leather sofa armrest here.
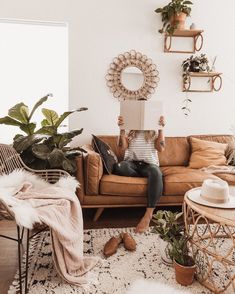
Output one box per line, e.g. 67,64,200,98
82,144,103,195
75,155,85,204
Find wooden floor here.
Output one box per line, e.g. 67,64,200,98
0,206,181,294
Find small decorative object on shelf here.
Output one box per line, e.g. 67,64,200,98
182,54,222,92
164,29,204,54
190,23,197,30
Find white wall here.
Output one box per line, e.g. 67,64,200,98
1,0,235,145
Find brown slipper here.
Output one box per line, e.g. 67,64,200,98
103,235,122,257
121,232,136,251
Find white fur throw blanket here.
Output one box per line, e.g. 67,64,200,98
0,170,99,285
126,279,191,294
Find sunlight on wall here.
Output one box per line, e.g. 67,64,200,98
0,20,68,143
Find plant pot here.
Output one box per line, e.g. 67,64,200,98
159,238,173,265
189,61,200,72
170,12,187,30
173,260,196,286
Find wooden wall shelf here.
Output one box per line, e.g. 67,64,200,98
164,29,204,54
183,72,223,92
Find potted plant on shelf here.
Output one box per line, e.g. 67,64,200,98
182,53,210,84
169,235,196,286
155,0,193,34
0,94,87,174
152,210,183,264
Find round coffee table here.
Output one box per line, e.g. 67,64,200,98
184,188,235,294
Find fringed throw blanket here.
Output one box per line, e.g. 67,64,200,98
0,170,99,286
201,165,235,174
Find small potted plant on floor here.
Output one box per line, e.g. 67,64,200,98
155,0,193,34
152,210,183,264
182,53,210,84
169,235,196,286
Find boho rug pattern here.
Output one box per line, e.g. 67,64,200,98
8,227,215,294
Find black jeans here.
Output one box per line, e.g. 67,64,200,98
113,160,163,208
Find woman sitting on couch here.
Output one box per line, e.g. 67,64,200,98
113,116,165,233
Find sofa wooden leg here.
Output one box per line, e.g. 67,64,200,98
93,208,105,222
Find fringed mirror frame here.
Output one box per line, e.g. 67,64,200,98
106,50,160,100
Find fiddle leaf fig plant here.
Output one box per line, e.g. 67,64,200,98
0,95,87,174
0,94,52,135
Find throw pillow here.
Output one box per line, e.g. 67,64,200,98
189,137,228,169
92,135,118,174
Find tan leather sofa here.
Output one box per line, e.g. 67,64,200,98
76,134,234,220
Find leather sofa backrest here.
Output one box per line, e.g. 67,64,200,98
158,137,190,166
96,134,233,167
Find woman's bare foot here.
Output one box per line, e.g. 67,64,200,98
135,208,154,233
135,216,151,233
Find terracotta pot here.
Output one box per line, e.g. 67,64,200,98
173,260,196,286
170,12,187,30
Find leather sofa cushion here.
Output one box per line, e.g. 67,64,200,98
100,174,147,197
189,137,227,169
158,137,190,166
100,166,220,197
161,166,219,196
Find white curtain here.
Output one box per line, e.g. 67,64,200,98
0,19,68,143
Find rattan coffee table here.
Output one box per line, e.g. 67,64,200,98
184,188,235,293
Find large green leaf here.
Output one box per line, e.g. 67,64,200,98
0,116,24,127
19,123,37,135
62,159,77,174
47,148,66,168
55,107,88,127
13,134,44,153
29,93,52,121
36,125,57,135
31,144,51,160
42,108,59,126
56,129,84,148
8,103,29,123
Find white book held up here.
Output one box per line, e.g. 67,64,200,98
120,100,163,131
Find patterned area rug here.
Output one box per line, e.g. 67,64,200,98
8,227,214,294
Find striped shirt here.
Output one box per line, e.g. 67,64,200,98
124,131,159,166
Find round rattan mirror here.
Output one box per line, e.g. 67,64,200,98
106,50,160,100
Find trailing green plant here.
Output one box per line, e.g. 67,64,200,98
152,210,184,242
0,95,88,174
182,95,192,116
182,54,210,84
168,235,195,266
155,0,193,34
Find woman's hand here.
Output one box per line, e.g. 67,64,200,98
158,116,165,128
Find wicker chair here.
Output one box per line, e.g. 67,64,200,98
0,143,69,294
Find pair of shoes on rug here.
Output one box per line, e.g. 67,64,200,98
103,232,136,257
